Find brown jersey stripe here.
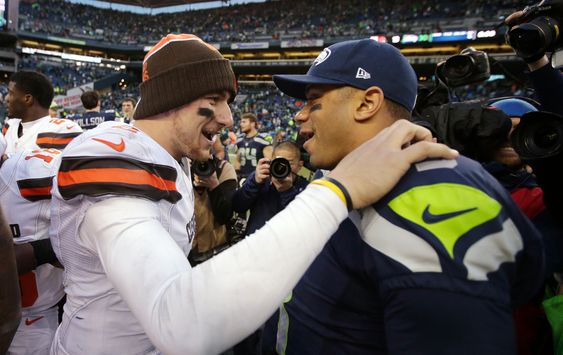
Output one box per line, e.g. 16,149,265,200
59,156,178,181
17,177,54,201
36,132,81,149
59,181,182,203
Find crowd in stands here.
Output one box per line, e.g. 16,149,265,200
19,0,526,45
19,56,120,93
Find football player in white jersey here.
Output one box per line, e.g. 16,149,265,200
0,134,22,354
0,147,65,355
3,71,82,154
49,34,457,355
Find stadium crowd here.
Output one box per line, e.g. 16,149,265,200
19,0,526,44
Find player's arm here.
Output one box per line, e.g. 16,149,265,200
13,239,59,275
83,184,347,354
81,121,457,354
0,207,21,354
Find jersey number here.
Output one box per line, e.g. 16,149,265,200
9,224,21,239
25,149,61,163
240,147,257,168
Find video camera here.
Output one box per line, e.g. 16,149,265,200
436,47,491,88
506,0,563,63
413,48,490,117
192,158,217,177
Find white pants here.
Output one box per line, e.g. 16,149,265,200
8,306,59,355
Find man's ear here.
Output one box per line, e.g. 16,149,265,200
354,86,384,122
23,94,34,107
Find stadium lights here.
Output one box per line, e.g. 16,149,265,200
22,47,102,63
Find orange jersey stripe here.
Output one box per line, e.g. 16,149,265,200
36,136,74,145
58,168,177,192
19,186,52,198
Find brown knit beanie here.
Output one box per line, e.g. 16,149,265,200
133,34,237,120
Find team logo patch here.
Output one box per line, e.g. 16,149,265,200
388,183,502,258
356,67,371,79
313,48,331,66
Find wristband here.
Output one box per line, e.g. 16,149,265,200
310,177,353,211
30,239,58,266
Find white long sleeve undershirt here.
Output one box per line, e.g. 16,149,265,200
80,184,347,355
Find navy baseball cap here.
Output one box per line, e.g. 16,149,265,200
273,39,418,112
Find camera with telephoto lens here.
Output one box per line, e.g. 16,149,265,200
511,111,563,161
192,158,216,177
269,157,291,179
506,0,563,63
436,47,490,88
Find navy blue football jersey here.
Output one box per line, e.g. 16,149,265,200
70,110,116,130
271,156,544,355
236,133,271,177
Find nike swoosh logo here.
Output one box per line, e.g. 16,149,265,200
66,125,75,129
25,316,44,326
92,137,125,152
422,205,478,224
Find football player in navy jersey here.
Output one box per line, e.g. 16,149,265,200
235,112,272,178
270,39,544,355
69,91,117,130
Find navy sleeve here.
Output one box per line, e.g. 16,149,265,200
279,176,309,208
231,171,264,213
208,179,237,225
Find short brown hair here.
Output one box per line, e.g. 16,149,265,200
241,112,257,123
81,91,99,110
122,97,136,106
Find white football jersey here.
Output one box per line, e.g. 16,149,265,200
0,148,65,315
50,123,195,353
3,115,82,154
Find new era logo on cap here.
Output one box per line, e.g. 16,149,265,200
356,67,371,79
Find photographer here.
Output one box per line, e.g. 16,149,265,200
232,140,308,236
185,154,238,265
231,140,308,355
506,3,563,353
504,0,563,221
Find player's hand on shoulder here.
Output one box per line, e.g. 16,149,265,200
329,120,458,209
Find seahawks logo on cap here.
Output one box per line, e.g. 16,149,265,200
313,48,331,66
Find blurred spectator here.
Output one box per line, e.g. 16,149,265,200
118,97,136,124
68,90,116,130
235,112,271,178
185,154,238,266
3,71,82,154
